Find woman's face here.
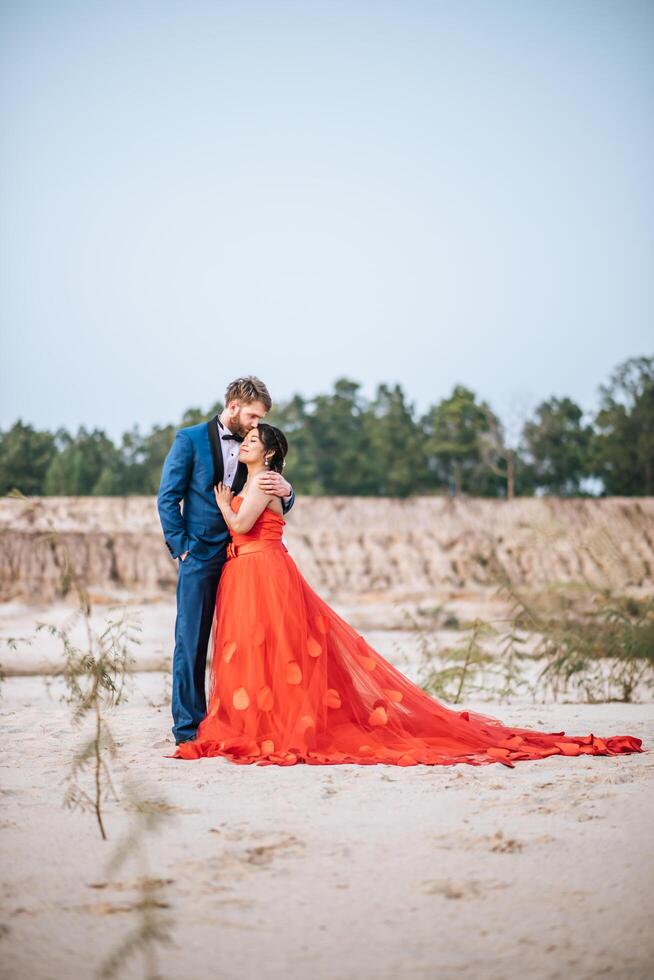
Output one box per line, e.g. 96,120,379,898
238,427,270,467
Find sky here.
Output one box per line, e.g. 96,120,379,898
1,0,652,442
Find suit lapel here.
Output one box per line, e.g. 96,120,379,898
231,462,247,495
207,415,224,486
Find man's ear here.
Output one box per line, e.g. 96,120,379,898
226,399,241,423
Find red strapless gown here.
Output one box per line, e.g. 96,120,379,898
169,498,644,768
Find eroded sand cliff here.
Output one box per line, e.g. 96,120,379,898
1,496,652,603
0,497,654,601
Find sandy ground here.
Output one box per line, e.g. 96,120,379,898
1,658,653,980
3,496,653,977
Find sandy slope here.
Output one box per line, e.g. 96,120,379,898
2,495,653,603
1,671,652,980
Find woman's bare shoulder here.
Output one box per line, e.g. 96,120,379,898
248,472,284,514
266,494,284,516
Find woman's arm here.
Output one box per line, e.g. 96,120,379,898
214,476,274,534
258,470,294,511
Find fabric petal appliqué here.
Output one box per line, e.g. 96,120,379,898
324,689,341,709
369,706,388,726
315,615,330,635
223,641,237,663
307,637,322,658
257,686,274,711
286,661,302,684
233,687,249,710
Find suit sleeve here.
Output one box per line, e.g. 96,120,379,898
281,487,296,515
157,430,193,558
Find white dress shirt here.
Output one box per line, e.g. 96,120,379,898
217,417,241,487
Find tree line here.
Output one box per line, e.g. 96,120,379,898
1,355,652,499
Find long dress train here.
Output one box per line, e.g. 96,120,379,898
168,497,644,768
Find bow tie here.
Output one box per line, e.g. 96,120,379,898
221,432,243,442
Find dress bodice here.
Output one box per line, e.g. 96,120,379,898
230,494,285,548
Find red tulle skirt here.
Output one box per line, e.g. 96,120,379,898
168,508,644,769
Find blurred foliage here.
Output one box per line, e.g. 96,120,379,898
507,584,654,703
1,354,652,497
406,580,654,706
521,397,594,495
407,607,534,705
592,356,654,495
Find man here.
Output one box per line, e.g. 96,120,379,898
157,375,295,744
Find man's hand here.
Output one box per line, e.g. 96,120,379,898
179,550,189,562
258,471,292,498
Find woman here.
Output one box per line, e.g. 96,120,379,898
169,424,643,768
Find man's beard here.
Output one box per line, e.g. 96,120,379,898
230,410,253,439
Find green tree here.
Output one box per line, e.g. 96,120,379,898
476,407,520,499
180,407,208,428
306,378,378,495
422,385,502,495
268,395,321,494
44,427,122,495
0,420,57,495
591,355,654,495
363,383,426,496
521,397,593,495
117,424,177,494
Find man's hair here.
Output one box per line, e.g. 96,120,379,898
224,376,272,411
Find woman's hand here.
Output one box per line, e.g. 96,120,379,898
214,481,234,512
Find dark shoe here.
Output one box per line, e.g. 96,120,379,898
175,735,196,746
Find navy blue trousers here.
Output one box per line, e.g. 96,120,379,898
171,549,227,743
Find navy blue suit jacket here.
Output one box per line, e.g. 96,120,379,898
157,416,295,561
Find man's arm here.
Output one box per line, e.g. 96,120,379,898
281,487,295,515
157,431,193,559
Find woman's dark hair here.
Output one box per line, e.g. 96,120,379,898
257,423,288,474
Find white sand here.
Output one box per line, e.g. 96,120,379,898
1,666,652,980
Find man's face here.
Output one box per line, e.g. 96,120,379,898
227,399,268,438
